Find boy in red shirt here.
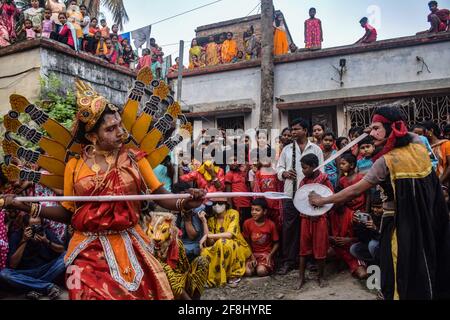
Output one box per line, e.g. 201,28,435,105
297,154,333,289
243,198,280,277
356,17,377,44
225,159,252,228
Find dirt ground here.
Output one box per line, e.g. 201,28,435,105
1,261,377,301
202,263,377,301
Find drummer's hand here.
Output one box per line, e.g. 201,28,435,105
309,192,325,207
282,170,297,181
185,189,206,209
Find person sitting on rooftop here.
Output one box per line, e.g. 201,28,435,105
355,17,377,44
417,1,449,34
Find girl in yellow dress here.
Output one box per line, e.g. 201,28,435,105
200,197,251,287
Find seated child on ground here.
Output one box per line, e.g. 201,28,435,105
243,198,279,277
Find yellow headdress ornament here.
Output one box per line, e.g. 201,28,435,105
75,79,118,132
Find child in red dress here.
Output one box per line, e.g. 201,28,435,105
225,159,252,228
297,154,333,289
243,198,280,277
331,153,368,279
253,160,282,234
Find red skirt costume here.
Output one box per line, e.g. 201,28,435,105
298,173,333,260
63,148,173,300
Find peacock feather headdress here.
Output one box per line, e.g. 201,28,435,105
1,67,192,190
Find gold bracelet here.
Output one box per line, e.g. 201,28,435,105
176,199,183,212
180,199,190,213
30,203,37,218
30,203,41,219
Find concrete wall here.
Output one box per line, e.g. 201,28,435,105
0,48,42,114
40,48,135,107
0,39,137,115
275,41,450,104
172,66,261,131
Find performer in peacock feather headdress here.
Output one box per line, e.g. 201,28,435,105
0,67,206,300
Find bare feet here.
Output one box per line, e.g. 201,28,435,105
295,278,306,290
353,266,368,280
318,278,329,288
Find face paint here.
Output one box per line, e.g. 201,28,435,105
370,122,387,147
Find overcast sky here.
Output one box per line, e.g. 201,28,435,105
104,0,449,61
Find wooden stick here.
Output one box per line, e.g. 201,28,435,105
15,192,290,203
314,133,369,172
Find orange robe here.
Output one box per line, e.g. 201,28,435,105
205,42,219,66
221,39,238,64
63,147,173,300
273,26,289,56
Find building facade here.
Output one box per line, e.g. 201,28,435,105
169,32,450,138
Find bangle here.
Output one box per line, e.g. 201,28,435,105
30,203,41,218
30,203,42,219
176,199,183,212
180,199,190,213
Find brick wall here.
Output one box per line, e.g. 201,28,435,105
195,19,262,54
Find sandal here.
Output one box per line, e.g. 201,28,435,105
227,278,241,288
26,291,43,300
47,285,62,300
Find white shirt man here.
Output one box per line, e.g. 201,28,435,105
277,140,324,198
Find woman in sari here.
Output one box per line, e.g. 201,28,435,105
221,32,238,64
0,0,20,42
0,89,206,300
310,106,450,300
244,26,259,60
200,197,251,287
189,38,203,69
24,0,44,32
0,21,10,47
273,13,289,56
205,36,219,66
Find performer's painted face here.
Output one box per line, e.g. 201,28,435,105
370,122,387,147
94,112,125,151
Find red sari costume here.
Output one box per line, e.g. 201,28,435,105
331,174,366,273
62,147,173,300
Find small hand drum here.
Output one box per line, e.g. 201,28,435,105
294,184,334,217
